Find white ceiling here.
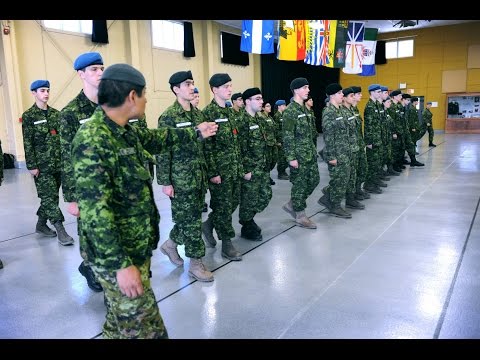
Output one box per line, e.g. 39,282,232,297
215,20,479,35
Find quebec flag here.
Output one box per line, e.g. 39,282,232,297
240,20,275,54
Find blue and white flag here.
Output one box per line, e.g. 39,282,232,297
240,20,275,54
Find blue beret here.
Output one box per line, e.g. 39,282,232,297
193,87,199,94
209,73,232,87
275,100,286,106
169,70,193,85
30,80,50,91
380,86,388,91
101,64,146,87
225,100,232,108
368,84,381,92
426,101,432,105
73,52,103,71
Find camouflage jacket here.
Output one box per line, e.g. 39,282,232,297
202,99,243,180
352,106,366,149
322,104,351,163
407,104,419,131
273,111,284,144
258,112,277,146
282,101,317,163
60,90,98,202
423,108,433,126
388,102,405,136
156,100,207,191
363,99,382,147
71,107,199,271
238,111,268,174
21,104,61,173
342,105,359,153
306,107,318,141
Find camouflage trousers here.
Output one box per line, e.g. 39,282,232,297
427,126,434,144
276,145,288,174
267,145,278,171
365,147,382,185
34,171,64,223
404,130,416,156
208,176,241,240
170,187,206,259
356,147,368,191
347,152,358,196
324,159,351,206
91,259,168,339
239,169,272,223
289,158,320,212
384,138,393,166
392,137,405,165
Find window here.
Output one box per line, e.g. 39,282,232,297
152,20,184,51
385,38,414,59
43,20,92,35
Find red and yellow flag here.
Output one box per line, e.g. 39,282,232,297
277,20,306,61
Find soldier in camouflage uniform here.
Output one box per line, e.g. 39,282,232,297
273,100,289,180
156,70,213,282
259,101,277,185
350,86,371,200
281,77,319,229
423,102,436,147
388,90,407,172
71,63,217,339
237,87,272,241
381,95,400,177
231,93,244,114
317,84,353,218
201,73,243,261
21,80,75,245
128,115,155,180
59,52,105,293
401,94,424,167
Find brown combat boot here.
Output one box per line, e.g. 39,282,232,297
160,239,184,266
295,210,317,229
282,199,296,219
221,239,242,261
188,258,214,282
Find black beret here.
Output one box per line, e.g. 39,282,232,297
390,90,402,97
209,73,232,87
231,93,243,101
290,77,309,91
242,87,262,100
73,52,103,71
169,70,193,86
326,83,342,96
411,96,419,102
30,80,50,91
402,94,411,99
101,63,146,87
351,86,362,94
342,87,354,96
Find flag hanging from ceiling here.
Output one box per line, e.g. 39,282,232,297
240,20,275,54
277,20,306,61
360,28,378,76
304,20,322,66
324,20,348,68
342,21,365,74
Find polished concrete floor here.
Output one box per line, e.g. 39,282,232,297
1,133,480,339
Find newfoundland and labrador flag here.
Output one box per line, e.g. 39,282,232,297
360,27,378,76
240,20,275,54
342,21,365,74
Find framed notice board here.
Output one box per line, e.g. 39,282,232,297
445,93,480,134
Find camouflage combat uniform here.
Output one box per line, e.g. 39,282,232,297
273,110,288,176
423,107,434,144
407,103,421,144
283,101,320,212
306,106,318,148
71,107,197,338
156,100,207,259
258,112,277,173
363,98,383,187
22,104,64,223
322,105,351,207
238,110,272,224
389,102,406,168
202,99,243,241
353,106,368,193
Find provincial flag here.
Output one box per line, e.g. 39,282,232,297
325,20,348,68
240,20,275,54
342,21,365,74
360,28,378,76
277,20,307,61
304,20,322,66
